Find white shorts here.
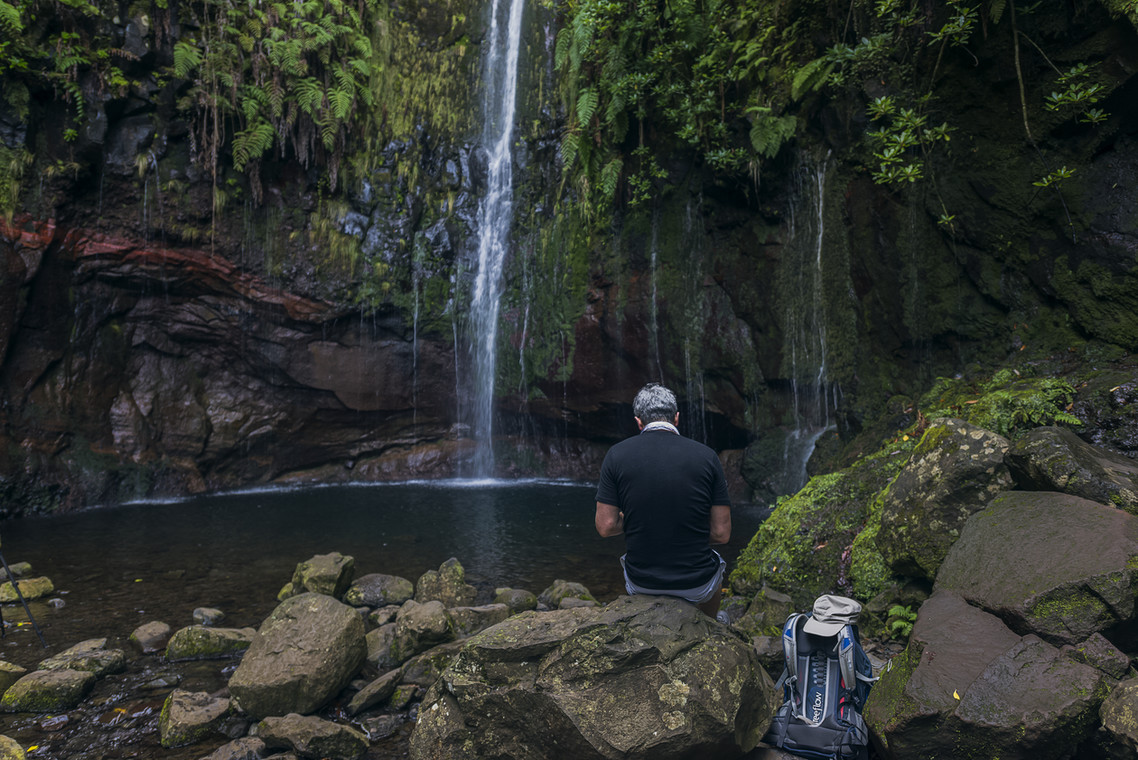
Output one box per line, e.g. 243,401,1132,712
620,551,727,605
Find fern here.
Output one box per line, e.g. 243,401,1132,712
599,156,622,199
232,120,275,170
0,1,22,35
559,131,581,170
576,87,599,125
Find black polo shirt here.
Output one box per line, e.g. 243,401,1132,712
595,428,731,589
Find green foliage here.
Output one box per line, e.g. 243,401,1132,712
920,368,1082,439
887,604,917,639
172,0,378,201
554,0,805,212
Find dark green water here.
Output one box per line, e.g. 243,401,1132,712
0,482,766,759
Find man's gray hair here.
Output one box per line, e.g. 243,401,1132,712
633,383,678,424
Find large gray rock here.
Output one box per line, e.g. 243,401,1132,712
389,600,454,664
410,595,773,760
414,558,476,607
278,553,355,601
864,590,1108,760
1005,426,1138,513
936,491,1138,645
0,669,96,712
229,593,366,720
256,713,369,760
877,418,1014,581
39,638,126,677
158,689,231,747
345,573,414,607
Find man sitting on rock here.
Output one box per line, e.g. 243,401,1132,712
595,382,732,618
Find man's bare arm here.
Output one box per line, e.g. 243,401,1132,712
709,504,731,545
595,502,624,537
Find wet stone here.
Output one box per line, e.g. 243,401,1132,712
193,607,226,626
0,669,96,713
130,620,172,654
39,638,126,677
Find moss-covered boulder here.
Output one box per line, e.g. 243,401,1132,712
414,558,476,608
0,669,96,713
0,735,26,760
256,713,369,760
158,689,231,747
164,626,256,661
537,579,596,608
228,592,366,720
39,638,126,677
1096,678,1138,759
344,573,415,608
1005,425,1138,513
0,663,27,698
278,552,355,601
0,577,53,603
409,595,774,760
935,491,1138,646
864,590,1108,760
729,441,909,607
876,418,1013,582
493,587,537,613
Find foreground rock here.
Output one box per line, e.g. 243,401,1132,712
936,491,1138,645
256,713,369,760
278,552,355,600
1005,426,1138,513
876,419,1013,581
158,689,231,747
0,577,54,603
410,595,773,760
864,590,1108,760
0,670,96,712
229,592,365,719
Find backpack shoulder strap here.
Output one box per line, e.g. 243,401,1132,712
782,613,805,685
837,624,878,691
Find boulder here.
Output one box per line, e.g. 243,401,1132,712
1061,633,1133,680
936,491,1138,646
194,607,227,626
0,669,96,712
410,595,774,760
492,587,537,613
0,577,54,603
39,638,126,677
345,573,415,607
1097,678,1138,758
1005,426,1138,513
389,600,454,663
400,641,464,687
198,736,268,760
278,553,355,601
876,419,1013,581
346,667,403,716
864,590,1108,760
130,621,172,654
0,662,27,696
448,603,510,637
0,735,26,760
365,623,399,673
537,579,595,608
732,586,793,640
228,592,366,720
256,713,369,760
165,626,256,661
414,558,476,607
158,689,231,747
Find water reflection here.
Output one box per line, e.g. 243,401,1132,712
0,482,766,659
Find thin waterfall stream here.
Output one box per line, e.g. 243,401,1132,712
469,0,525,477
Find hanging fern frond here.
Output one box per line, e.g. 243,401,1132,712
232,119,275,170
576,87,599,126
173,40,203,79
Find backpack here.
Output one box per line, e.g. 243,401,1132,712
766,595,876,760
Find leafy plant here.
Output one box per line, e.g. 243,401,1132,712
920,368,1082,439
887,604,918,639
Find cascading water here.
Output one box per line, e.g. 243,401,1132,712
468,0,524,478
780,154,836,492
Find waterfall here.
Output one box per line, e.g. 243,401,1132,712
781,154,835,491
468,0,524,477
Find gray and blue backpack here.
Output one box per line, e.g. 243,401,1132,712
766,595,876,760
